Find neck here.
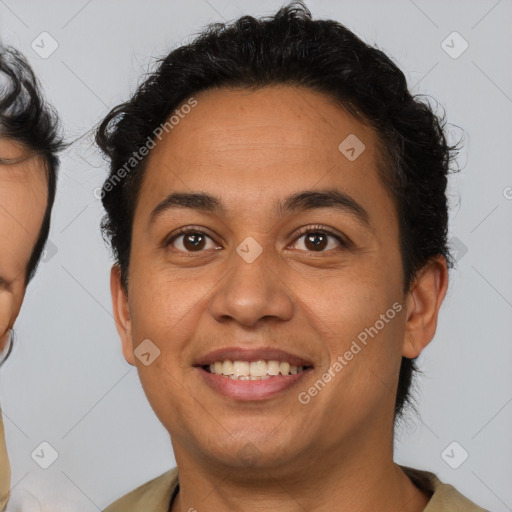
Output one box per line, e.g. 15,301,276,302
170,428,430,512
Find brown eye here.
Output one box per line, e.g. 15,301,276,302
292,226,347,253
167,229,218,253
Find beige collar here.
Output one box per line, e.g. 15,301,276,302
104,465,488,512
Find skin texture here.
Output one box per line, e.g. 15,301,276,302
0,138,47,351
111,85,448,512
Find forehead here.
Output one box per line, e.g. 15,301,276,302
0,138,48,281
152,85,378,167
0,138,47,188
136,85,393,228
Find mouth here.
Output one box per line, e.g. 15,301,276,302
194,348,314,401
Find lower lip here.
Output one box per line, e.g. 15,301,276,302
197,367,311,401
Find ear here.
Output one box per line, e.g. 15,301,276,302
110,265,135,366
402,255,449,359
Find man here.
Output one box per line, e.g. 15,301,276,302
0,44,63,510
96,3,488,510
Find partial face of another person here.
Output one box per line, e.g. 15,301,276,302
112,85,446,471
0,138,47,352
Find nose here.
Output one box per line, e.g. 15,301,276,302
208,245,294,328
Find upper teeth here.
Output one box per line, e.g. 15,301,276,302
208,360,304,379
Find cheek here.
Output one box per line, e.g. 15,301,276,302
0,291,15,338
297,263,404,397
130,323,202,436
301,262,402,339
0,285,26,343
128,269,208,344
126,269,206,401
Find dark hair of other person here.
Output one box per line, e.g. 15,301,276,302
0,44,64,285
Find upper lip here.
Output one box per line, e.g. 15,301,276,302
194,347,314,367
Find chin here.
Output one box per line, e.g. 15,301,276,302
200,431,305,470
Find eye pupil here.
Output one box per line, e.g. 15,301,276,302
305,233,327,251
184,233,205,251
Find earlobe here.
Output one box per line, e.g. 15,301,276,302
402,255,449,359
110,265,135,366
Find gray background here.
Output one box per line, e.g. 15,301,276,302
0,0,511,510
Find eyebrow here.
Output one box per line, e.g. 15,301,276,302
149,188,370,227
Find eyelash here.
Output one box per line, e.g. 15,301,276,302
165,224,349,253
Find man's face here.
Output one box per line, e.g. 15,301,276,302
0,139,47,350
118,85,410,469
